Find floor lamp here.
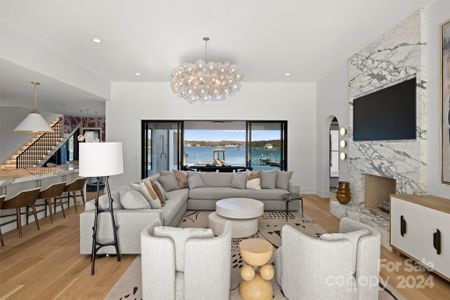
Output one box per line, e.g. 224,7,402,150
79,142,124,275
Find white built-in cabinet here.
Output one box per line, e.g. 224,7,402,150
390,195,450,281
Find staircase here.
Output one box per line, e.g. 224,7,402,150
1,116,65,169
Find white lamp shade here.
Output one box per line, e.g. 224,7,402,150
14,111,53,133
79,142,124,177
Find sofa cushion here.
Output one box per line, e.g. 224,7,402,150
159,174,179,192
231,172,247,189
200,173,233,187
188,173,206,189
119,186,150,209
85,189,123,210
159,170,173,176
188,187,289,201
161,189,189,225
276,171,293,190
140,174,160,183
154,226,213,271
261,170,278,189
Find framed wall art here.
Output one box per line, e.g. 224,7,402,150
442,20,450,184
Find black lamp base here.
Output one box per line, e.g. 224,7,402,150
90,176,121,275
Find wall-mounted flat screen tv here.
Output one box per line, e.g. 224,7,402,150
353,77,416,141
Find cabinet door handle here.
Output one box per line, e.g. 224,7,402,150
400,215,407,237
433,229,441,255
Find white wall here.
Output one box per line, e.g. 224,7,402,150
107,82,317,193
0,106,59,162
425,0,450,198
315,65,349,197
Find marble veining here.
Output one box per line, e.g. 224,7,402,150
347,10,428,208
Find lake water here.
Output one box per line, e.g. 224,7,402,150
184,146,281,170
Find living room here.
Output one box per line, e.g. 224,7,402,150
0,0,449,299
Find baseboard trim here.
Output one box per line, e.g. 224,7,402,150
316,190,332,198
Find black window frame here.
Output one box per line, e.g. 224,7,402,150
141,120,287,179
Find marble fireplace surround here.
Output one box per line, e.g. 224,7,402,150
331,10,427,250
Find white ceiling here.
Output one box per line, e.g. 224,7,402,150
0,0,432,83
0,59,105,116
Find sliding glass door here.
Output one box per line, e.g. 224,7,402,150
141,120,287,178
141,121,183,178
247,121,287,171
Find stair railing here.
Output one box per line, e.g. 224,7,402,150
16,116,64,169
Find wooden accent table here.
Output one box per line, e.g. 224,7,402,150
239,239,274,300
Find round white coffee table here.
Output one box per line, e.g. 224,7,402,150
208,198,264,238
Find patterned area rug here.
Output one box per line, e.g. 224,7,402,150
106,210,402,300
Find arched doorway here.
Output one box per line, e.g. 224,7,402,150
329,117,339,192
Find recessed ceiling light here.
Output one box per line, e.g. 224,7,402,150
284,72,291,77
92,38,102,43
135,72,141,76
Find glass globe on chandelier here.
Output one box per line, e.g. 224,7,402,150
170,37,243,104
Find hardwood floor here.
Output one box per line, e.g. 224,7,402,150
0,195,136,300
0,194,448,299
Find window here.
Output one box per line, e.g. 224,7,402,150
141,120,287,178
247,122,287,170
184,121,246,167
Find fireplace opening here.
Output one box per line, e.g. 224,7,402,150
364,174,396,215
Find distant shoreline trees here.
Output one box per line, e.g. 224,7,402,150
185,140,281,148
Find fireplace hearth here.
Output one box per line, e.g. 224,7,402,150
364,174,396,215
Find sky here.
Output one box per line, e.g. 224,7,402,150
184,130,280,141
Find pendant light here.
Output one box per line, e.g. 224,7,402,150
14,81,53,133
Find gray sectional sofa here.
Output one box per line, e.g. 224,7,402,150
80,171,300,254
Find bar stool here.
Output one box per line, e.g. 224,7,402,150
64,178,86,213
1,188,41,238
35,182,67,223
0,195,5,246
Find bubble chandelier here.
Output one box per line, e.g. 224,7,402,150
170,37,243,104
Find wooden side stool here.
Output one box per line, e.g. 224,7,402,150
1,188,41,238
64,178,86,213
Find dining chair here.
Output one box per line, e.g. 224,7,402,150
1,188,41,238
64,178,86,213
35,182,67,223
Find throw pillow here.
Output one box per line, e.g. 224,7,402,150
173,170,189,189
200,172,233,187
246,170,261,190
320,229,369,274
154,226,213,271
276,171,293,190
261,170,278,189
188,173,206,189
130,181,162,209
158,174,179,192
231,172,247,189
119,187,150,209
150,180,167,206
